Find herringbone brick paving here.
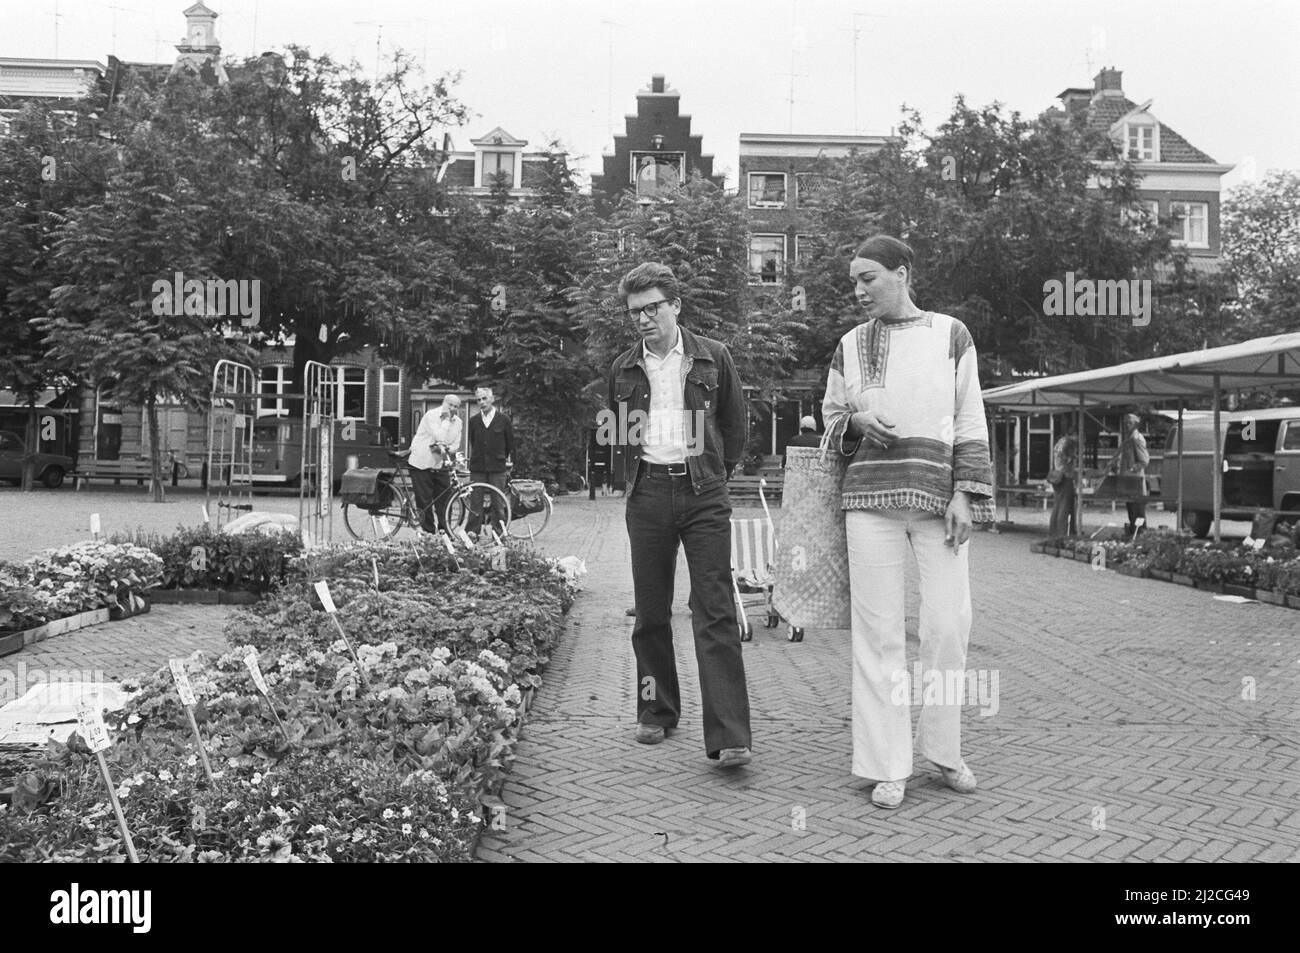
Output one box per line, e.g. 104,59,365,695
4,490,1296,861
477,494,1300,862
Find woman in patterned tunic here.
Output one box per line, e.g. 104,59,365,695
822,235,996,809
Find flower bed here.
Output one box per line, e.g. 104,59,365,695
111,526,302,595
1032,527,1300,607
0,542,163,640
0,536,577,862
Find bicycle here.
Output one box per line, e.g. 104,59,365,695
504,477,554,540
341,450,513,542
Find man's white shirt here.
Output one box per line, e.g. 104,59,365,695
641,329,688,465
410,409,462,470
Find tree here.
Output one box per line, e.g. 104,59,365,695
193,47,471,398
1221,170,1300,339
0,102,103,490
787,99,1231,381
571,175,802,390
33,80,246,501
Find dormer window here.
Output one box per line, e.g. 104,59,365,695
1125,123,1158,161
480,151,516,188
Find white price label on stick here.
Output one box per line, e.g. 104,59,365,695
169,659,197,707
75,694,112,753
243,648,270,695
314,580,337,613
89,513,101,536
201,505,211,525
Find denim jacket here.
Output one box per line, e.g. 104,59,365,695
605,327,746,496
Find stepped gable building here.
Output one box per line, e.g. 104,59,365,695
591,74,724,209
1050,67,1233,271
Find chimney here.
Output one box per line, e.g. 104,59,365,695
1093,67,1124,98
651,74,665,93
1058,87,1092,114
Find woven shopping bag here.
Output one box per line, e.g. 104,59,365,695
771,437,852,629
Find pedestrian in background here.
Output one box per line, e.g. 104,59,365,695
407,394,462,533
1107,413,1149,537
467,386,513,537
1048,425,1079,537
607,261,753,768
822,235,996,810
785,415,822,452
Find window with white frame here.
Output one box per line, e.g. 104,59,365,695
749,235,786,284
335,366,367,420
257,364,291,417
379,366,401,445
747,172,787,208
1169,201,1209,247
480,151,516,188
1125,123,1157,161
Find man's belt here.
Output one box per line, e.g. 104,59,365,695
640,461,689,477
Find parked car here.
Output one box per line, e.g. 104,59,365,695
0,430,74,488
1159,408,1300,537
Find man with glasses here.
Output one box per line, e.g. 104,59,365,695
606,262,753,768
408,393,463,533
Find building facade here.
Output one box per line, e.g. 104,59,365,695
590,74,724,209
1053,67,1233,271
738,132,888,285
440,127,558,202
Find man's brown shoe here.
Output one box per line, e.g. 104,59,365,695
635,724,665,745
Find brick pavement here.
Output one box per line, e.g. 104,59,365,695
4,487,1295,862
478,494,1300,862
1,604,232,703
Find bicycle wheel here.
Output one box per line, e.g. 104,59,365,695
443,482,512,540
342,481,409,540
506,492,552,540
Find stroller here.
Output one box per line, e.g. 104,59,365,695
730,478,804,643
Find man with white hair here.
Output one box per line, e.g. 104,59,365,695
785,414,823,452
408,393,463,533
467,386,514,536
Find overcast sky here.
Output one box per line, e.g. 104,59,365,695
10,0,1299,191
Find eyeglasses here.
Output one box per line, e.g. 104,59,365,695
624,298,675,321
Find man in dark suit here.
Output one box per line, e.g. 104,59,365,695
467,386,513,536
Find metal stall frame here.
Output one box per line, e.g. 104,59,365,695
205,360,257,531
298,361,335,547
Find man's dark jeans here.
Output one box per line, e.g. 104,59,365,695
626,467,751,757
467,470,508,536
410,466,451,533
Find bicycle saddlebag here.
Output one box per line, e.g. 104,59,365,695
339,468,392,510
509,479,547,516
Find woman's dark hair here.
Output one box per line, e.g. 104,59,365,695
852,235,916,281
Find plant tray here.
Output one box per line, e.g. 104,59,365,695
149,589,261,605
8,608,112,649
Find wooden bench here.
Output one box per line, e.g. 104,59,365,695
74,460,157,489
730,474,783,506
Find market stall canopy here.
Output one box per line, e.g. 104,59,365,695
982,331,1300,412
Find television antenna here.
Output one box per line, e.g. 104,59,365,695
106,4,148,56
851,10,885,134
600,17,626,144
